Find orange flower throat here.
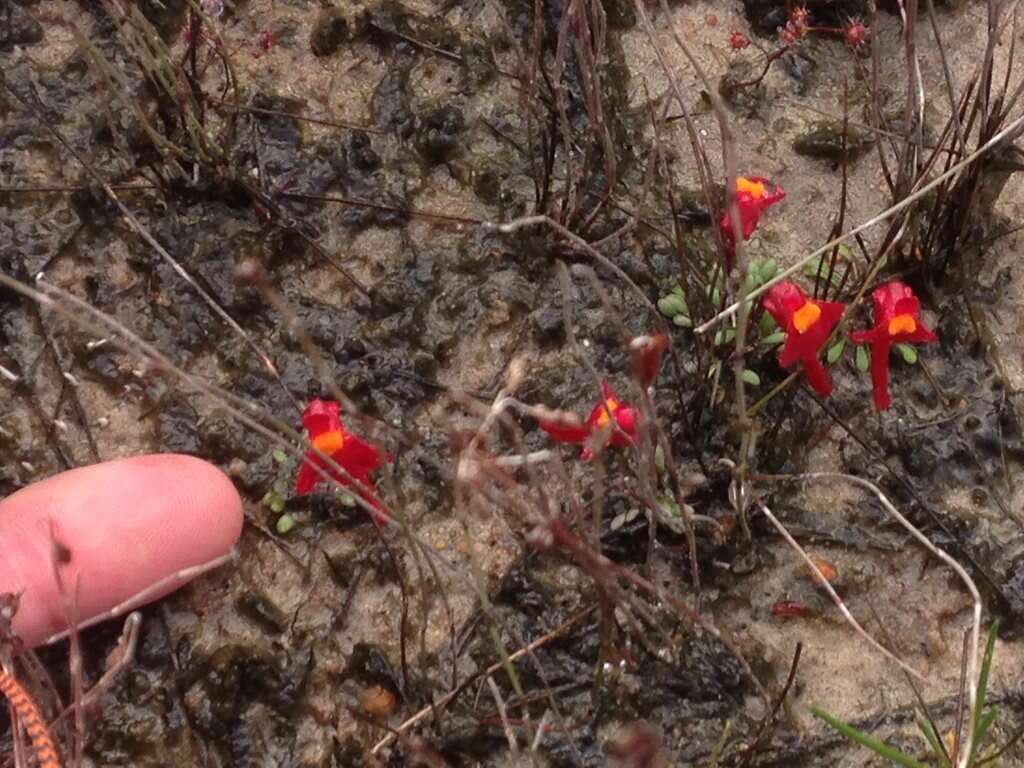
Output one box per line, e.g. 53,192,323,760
887,314,917,336
313,429,345,454
792,302,821,333
595,399,620,427
736,177,766,199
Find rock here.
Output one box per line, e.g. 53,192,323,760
0,5,43,50
416,106,464,164
309,8,349,56
793,120,873,162
718,59,764,115
371,71,415,138
479,268,533,327
531,306,565,345
347,130,380,173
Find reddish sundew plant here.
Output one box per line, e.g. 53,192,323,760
843,18,869,50
728,30,751,50
762,281,845,396
539,381,639,461
850,281,937,410
294,398,390,525
719,176,786,263
780,5,810,43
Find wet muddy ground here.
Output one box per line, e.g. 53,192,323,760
2,0,1024,765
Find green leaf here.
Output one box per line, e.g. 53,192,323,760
269,495,285,514
337,490,357,507
276,513,297,534
827,341,846,364
747,261,763,286
661,498,681,517
714,328,736,346
760,258,778,281
896,343,918,364
811,708,930,768
272,448,289,464
741,369,761,386
673,313,693,328
658,294,688,318
856,345,870,372
671,283,684,296
803,254,843,286
761,331,787,347
759,312,778,335
804,256,825,278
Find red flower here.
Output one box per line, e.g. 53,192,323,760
729,31,751,50
295,399,389,525
720,176,786,263
849,281,937,410
762,281,845,396
539,381,638,461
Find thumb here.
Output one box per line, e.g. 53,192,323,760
0,454,243,648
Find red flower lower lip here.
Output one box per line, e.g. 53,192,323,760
762,281,845,396
295,399,389,525
849,281,937,410
539,381,639,461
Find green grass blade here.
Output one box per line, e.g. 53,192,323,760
916,717,950,768
968,621,1000,765
974,708,998,755
917,720,946,765
973,622,999,730
811,707,930,768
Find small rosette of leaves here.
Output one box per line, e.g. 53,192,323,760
657,285,692,327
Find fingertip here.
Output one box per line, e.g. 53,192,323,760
0,454,244,648
156,453,245,553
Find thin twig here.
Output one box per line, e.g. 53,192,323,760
756,501,926,682
370,607,595,754
756,471,982,768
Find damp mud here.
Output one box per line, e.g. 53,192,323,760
2,0,1024,765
